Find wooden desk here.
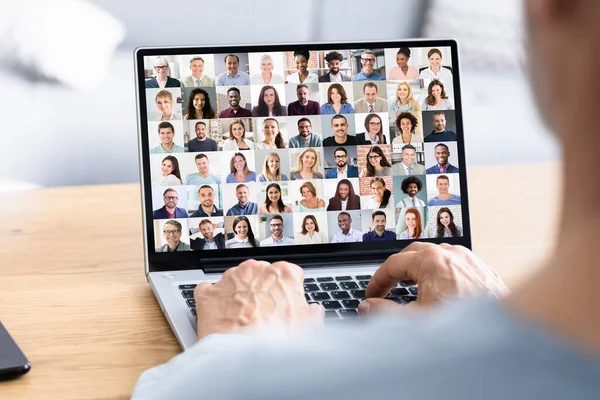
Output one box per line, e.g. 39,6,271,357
0,163,561,399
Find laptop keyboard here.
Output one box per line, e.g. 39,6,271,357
179,275,418,321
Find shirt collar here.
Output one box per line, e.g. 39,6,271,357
227,71,240,78
233,237,249,244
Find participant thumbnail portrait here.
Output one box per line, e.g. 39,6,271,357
387,80,424,115
322,145,358,179
215,86,253,118
224,151,257,184
390,111,424,148
182,86,217,120
350,49,386,81
418,47,453,85
214,53,251,86
318,50,352,82
318,82,355,115
284,50,319,84
356,144,393,178
151,154,183,187
224,215,260,248
426,174,461,207
248,52,286,85
257,181,293,214
153,219,190,252
324,178,361,211
390,144,426,176
285,83,321,116
421,79,454,111
151,186,189,220
257,213,295,246
148,120,185,154
352,81,388,113
254,117,289,150
288,147,325,180
250,84,287,117
322,114,357,147
188,217,226,251
220,118,255,151
384,47,423,81
143,55,183,89
392,175,428,208
422,110,457,143
184,120,219,152
353,113,391,145
286,115,324,148
186,184,223,217
178,152,225,185
146,88,183,121
288,180,326,212
292,212,329,244
255,149,292,182
360,209,396,242
178,54,216,87
426,205,463,238
395,207,428,239
359,176,395,210
326,210,364,243
221,182,259,217
424,142,460,175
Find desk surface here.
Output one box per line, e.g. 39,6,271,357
0,163,561,400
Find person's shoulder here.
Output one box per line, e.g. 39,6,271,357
318,73,329,82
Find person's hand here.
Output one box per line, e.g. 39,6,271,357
194,259,324,340
358,242,509,316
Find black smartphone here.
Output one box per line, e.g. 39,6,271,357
0,321,31,380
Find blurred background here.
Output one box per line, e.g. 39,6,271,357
0,0,558,189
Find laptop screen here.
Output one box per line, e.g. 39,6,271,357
135,40,471,272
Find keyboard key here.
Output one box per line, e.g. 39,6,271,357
304,284,319,292
359,280,370,289
190,309,197,317
320,283,339,291
335,276,352,281
339,309,360,318
391,288,410,296
321,301,342,310
325,311,339,319
181,290,194,299
305,293,310,302
340,281,359,290
409,287,418,296
178,284,196,290
304,278,315,283
186,299,196,308
351,290,366,299
312,292,331,301
331,291,351,300
402,296,417,303
316,277,334,282
356,275,372,280
342,300,360,309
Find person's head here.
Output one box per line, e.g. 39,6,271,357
295,148,319,172
226,87,241,108
433,112,447,132
324,51,344,75
296,84,310,105
401,144,417,167
426,79,448,105
199,219,214,240
235,184,249,205
157,121,175,145
394,81,417,109
300,181,317,200
293,50,310,73
297,118,313,138
330,114,348,138
337,212,352,233
365,146,391,176
187,88,215,119
264,183,285,212
194,121,207,140
189,56,204,77
395,112,418,137
370,177,391,207
229,119,246,142
427,48,443,69
364,113,383,139
230,152,250,175
232,216,257,247
194,153,210,174
162,220,182,245
224,54,240,75
371,210,387,234
268,215,284,238
155,90,173,115
333,147,348,168
262,118,285,148
335,179,355,201
198,185,216,209
362,82,379,103
360,50,377,74
262,152,282,180
259,54,274,73
436,175,450,194
437,207,454,228
257,85,283,115
301,215,320,234
327,83,348,105
434,143,450,165
395,47,412,68
153,56,169,78
401,176,423,197
404,208,423,238
160,156,181,181
162,188,179,209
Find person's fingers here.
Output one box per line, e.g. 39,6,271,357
358,298,403,316
193,282,213,302
308,302,325,320
367,250,425,298
271,261,304,281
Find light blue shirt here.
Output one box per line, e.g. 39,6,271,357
288,134,323,148
216,70,250,86
428,194,461,206
225,172,256,183
257,173,289,182
186,173,221,185
132,297,600,399
331,228,363,243
149,143,185,154
320,102,355,115
353,70,386,81
259,236,295,246
203,238,218,250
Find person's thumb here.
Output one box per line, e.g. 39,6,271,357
308,302,326,320
358,298,404,316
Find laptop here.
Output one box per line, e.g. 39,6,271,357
134,39,471,349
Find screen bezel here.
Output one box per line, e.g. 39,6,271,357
135,39,471,274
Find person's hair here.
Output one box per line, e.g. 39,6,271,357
190,56,204,64
198,184,214,193
427,48,442,60
256,85,284,116
370,177,392,208
338,211,351,219
361,50,376,58
405,208,423,239
195,153,208,161
235,184,248,192
264,183,286,213
436,207,460,238
425,79,448,106
327,83,348,104
371,210,386,220
365,146,392,177
293,148,320,174
186,88,216,119
194,121,207,130
161,156,181,181
232,216,258,247
394,81,420,111
397,47,411,58
435,143,450,153
228,119,246,144
401,176,423,194
163,219,182,231
260,54,273,65
325,51,344,63
402,144,416,153
364,114,384,144
334,147,347,156
331,114,347,125
362,82,378,93
263,118,285,148
433,111,446,119
224,54,240,63
395,112,418,135
437,175,450,183
227,87,240,95
299,181,317,198
199,218,212,227
162,187,177,196
334,179,358,203
300,214,321,235
155,90,173,105
297,117,312,127
154,56,169,68
262,152,283,181
157,122,175,137
269,214,283,224
293,50,310,60
296,84,308,91
229,152,251,176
